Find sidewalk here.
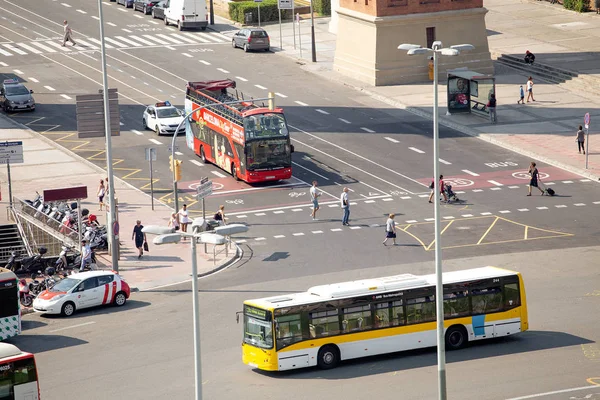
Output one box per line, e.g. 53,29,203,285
214,0,600,180
0,116,240,291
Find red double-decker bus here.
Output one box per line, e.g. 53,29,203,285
184,79,293,183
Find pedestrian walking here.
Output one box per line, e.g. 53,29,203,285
487,93,497,124
168,212,180,231
340,187,350,226
310,181,321,221
97,179,105,211
526,77,535,102
178,204,191,233
79,240,92,271
214,205,226,226
62,20,76,46
132,220,147,259
382,214,397,246
429,175,448,203
527,162,545,196
517,85,525,104
595,0,600,14
577,125,586,154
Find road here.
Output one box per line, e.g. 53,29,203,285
1,0,600,398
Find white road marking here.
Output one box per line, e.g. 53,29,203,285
312,230,323,234
16,43,43,54
401,196,411,200
508,185,520,189
574,203,586,206
292,208,303,212
205,33,224,43
167,46,177,50
338,118,351,124
255,213,266,216
86,38,114,48
443,216,455,219
149,20,159,25
472,189,483,192
505,384,600,400
480,212,492,215
142,35,168,45
60,94,72,99
295,100,308,106
199,60,211,65
170,34,197,44
217,68,229,73
61,2,71,7
562,180,574,183
211,171,227,178
13,69,24,74
28,77,39,83
418,194,428,198
122,28,133,33
331,228,343,232
490,187,502,191
149,138,162,145
0,48,12,57
350,226,361,230
275,92,287,98
235,76,247,82
182,32,210,43
580,179,591,182
50,321,95,333
175,152,183,156
364,200,376,203
315,109,329,115
273,210,284,214
438,159,451,165
408,147,425,154
462,214,473,217
182,53,193,58
293,232,305,236
292,161,330,180
236,239,247,243
488,180,503,186
499,210,511,214
236,215,247,218
274,235,285,238
76,9,87,13
462,169,479,176
424,218,435,222
555,205,567,208
255,237,266,241
328,204,338,207
536,207,549,210
156,33,182,44
210,31,231,41
30,41,57,52
44,86,55,91
75,39,99,49
0,62,8,67
104,37,128,48
360,127,375,133
189,160,204,167
255,84,267,89
114,36,143,47
131,130,143,136
382,198,393,201
128,35,152,45
517,208,529,212
3,44,26,55
455,191,465,194
92,15,100,20
107,22,117,27
593,201,600,204
406,220,418,223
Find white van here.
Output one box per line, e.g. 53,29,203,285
164,0,208,31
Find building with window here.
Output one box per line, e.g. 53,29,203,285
332,0,494,85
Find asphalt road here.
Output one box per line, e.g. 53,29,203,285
2,0,600,398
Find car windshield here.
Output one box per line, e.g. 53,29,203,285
50,278,81,292
246,139,291,170
243,308,273,349
5,85,29,96
156,107,180,118
243,113,288,140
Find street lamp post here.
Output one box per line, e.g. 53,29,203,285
309,0,317,62
398,41,474,400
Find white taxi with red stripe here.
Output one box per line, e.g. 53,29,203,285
32,271,131,317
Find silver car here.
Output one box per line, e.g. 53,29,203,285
232,28,270,52
1,79,35,112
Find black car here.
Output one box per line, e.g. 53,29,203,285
151,0,167,19
116,0,134,7
133,0,160,14
232,28,270,52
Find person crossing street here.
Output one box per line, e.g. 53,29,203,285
62,20,76,47
340,187,350,226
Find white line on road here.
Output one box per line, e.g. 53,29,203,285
217,67,230,73
593,201,600,204
236,215,247,218
28,77,39,83
76,9,87,13
273,210,284,214
149,138,162,145
505,384,600,400
406,220,418,223
122,28,132,33
60,94,72,99
131,130,143,136
461,169,479,176
472,189,483,192
292,208,303,212
182,53,193,58
92,16,100,20
438,158,451,165
107,22,117,27
408,147,425,154
562,180,574,183
175,151,183,156
44,86,55,91
293,232,305,236
488,180,504,186
61,2,71,7
291,162,329,180
574,203,586,206
13,69,23,74
424,218,435,222
508,185,520,189
17,43,43,54
211,171,227,178
555,205,567,208
382,198,393,201
3,44,26,55
189,160,204,167
255,237,266,241
235,76,247,81
490,187,502,191
274,235,285,238
50,321,95,333
350,226,361,230
462,214,473,217
360,127,375,133
384,137,399,143
315,109,329,115
480,212,492,215
517,208,529,212
0,62,8,67
272,92,287,99
338,118,351,124
536,207,549,210
295,100,308,106
0,48,12,57
199,60,211,65
312,230,323,234
331,228,343,232
254,213,266,216
254,84,267,90
165,46,176,50
499,210,511,214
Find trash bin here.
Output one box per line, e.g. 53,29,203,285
245,12,253,24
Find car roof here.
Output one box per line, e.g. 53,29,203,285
67,271,117,280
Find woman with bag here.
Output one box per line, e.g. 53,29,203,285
527,162,545,196
178,204,191,234
97,179,106,211
168,212,180,231
382,213,397,246
132,220,147,259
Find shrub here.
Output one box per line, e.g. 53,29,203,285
313,0,331,15
229,0,292,24
563,0,589,12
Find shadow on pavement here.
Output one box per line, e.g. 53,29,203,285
7,334,87,354
21,319,48,330
255,330,592,380
38,299,151,320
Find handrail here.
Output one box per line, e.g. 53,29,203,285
9,206,33,257
11,198,77,248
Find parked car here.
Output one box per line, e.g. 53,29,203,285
116,0,134,7
231,28,270,52
133,0,161,14
151,0,167,19
32,271,131,317
1,79,35,112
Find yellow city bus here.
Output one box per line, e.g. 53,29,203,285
241,267,528,371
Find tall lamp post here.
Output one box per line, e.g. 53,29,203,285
398,41,474,400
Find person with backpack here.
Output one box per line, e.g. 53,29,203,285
577,125,586,154
487,93,497,124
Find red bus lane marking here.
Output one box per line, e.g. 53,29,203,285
417,167,580,190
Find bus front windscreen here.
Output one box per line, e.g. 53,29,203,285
243,307,273,349
243,113,289,140
0,356,38,400
246,139,291,170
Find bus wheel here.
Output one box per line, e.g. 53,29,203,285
232,163,239,181
61,301,76,317
199,146,207,163
445,325,468,350
317,345,339,369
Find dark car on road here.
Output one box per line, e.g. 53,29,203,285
116,0,134,7
231,28,270,52
151,0,167,19
133,0,161,14
1,79,35,112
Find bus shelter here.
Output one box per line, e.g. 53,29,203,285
447,69,496,118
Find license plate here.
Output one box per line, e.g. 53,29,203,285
255,40,264,43
266,176,275,179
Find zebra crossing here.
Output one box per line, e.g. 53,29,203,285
0,31,231,57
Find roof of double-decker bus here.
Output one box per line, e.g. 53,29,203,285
0,343,22,359
245,266,519,310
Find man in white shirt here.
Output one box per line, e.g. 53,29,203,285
340,187,350,226
80,240,92,271
309,181,320,221
62,20,76,47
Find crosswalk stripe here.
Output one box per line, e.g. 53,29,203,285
129,35,153,45
44,41,72,52
3,44,27,55
181,32,210,43
156,34,183,44
0,48,12,56
30,42,57,52
210,31,230,41
114,36,144,47
86,38,114,49
16,43,43,54
104,37,129,48
142,35,169,45
205,33,224,43
169,33,197,44
75,39,99,49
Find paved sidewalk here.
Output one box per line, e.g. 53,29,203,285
214,0,600,180
0,115,240,291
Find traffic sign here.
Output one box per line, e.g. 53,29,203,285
196,179,213,200
145,147,157,161
278,0,293,9
0,141,24,164
584,112,590,126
